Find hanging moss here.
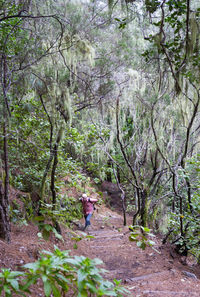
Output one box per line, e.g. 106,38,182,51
108,0,115,10
189,12,198,56
174,71,182,96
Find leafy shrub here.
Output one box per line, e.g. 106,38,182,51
0,269,26,297
167,155,200,260
59,194,83,226
9,195,34,225
0,246,129,297
34,202,63,241
129,225,159,253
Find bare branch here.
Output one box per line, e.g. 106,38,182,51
0,11,57,23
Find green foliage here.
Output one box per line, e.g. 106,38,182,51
169,209,200,258
0,1,24,55
9,192,34,225
93,177,101,185
144,0,200,87
115,18,127,29
1,0,200,272
86,162,100,176
129,225,159,252
145,0,160,13
33,192,83,240
63,123,111,180
0,247,129,297
37,223,63,241
0,269,26,297
9,203,28,227
59,194,83,225
9,97,51,192
33,203,63,241
167,155,200,258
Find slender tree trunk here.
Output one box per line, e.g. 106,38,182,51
40,94,54,200
121,189,126,226
115,96,141,226
0,109,11,242
51,144,58,208
0,180,10,242
185,177,193,213
172,172,184,236
140,189,148,227
50,132,61,234
0,55,11,242
132,187,141,225
112,165,126,225
40,149,54,200
179,195,184,237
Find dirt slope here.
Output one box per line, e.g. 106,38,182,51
0,204,200,297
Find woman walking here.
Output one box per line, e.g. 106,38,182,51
80,193,98,230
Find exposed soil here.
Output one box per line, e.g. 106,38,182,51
77,207,200,297
0,185,200,297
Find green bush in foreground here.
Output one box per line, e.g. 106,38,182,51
0,246,129,297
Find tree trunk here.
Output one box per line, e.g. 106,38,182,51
140,189,148,227
0,119,11,242
106,158,112,182
121,189,126,226
51,144,58,208
112,165,126,225
0,55,11,242
41,150,54,200
40,94,54,201
0,181,10,242
116,166,121,183
132,187,141,225
50,134,61,234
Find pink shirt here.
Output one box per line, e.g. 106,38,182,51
81,198,94,215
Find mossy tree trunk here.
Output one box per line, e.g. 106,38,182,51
0,180,10,242
0,112,10,242
140,189,148,227
40,94,54,202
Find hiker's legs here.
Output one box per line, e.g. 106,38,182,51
84,213,92,228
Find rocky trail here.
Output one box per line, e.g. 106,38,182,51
0,203,200,297
74,206,200,297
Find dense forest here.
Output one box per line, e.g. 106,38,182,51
0,0,200,295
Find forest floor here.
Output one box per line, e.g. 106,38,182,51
0,185,200,297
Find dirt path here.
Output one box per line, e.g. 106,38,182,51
0,204,200,297
74,206,200,297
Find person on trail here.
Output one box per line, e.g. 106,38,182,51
79,193,98,230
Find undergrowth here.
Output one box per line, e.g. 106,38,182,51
0,246,129,297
